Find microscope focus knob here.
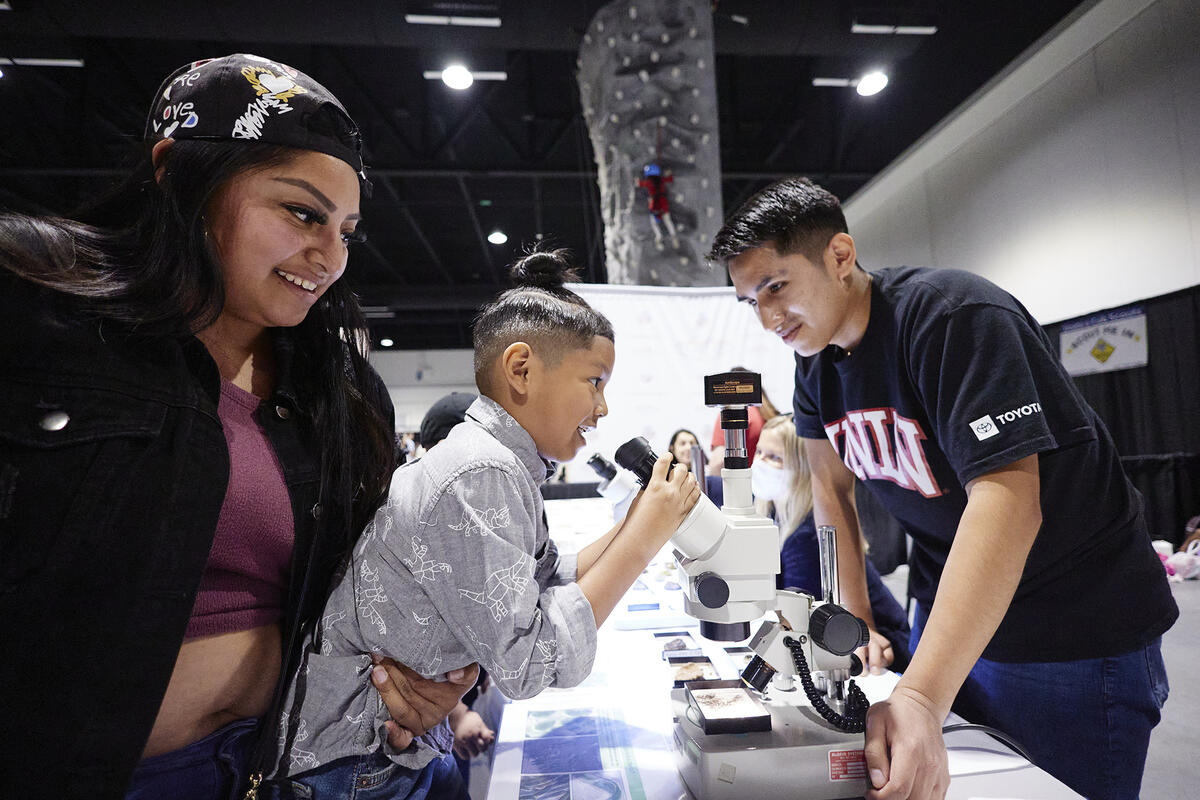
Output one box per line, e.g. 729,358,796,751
809,603,869,656
694,571,730,609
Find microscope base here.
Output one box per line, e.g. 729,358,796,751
670,688,868,799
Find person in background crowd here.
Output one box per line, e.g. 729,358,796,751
711,175,1176,800
0,53,473,800
668,428,700,468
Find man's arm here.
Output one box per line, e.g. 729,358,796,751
864,454,1042,800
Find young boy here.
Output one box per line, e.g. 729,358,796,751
269,249,700,795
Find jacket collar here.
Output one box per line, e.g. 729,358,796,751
466,395,556,482
181,327,305,414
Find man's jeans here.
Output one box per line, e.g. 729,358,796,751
912,602,1169,800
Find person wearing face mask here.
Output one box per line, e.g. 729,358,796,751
752,415,911,671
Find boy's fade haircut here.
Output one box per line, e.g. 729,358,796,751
707,176,849,267
473,247,615,392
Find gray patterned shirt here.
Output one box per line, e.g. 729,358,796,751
272,396,597,777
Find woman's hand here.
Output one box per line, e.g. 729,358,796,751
370,657,480,749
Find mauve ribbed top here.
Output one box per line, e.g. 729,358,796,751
185,379,294,639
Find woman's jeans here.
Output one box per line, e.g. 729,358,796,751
911,602,1168,800
125,718,258,800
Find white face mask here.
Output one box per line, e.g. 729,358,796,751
751,460,792,502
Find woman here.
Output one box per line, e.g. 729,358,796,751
667,428,700,468
0,54,473,799
751,415,912,671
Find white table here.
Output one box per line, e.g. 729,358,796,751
481,497,1081,800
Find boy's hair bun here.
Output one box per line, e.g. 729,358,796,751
509,248,581,293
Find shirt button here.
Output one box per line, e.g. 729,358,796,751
275,405,291,420
39,410,70,431
310,503,323,519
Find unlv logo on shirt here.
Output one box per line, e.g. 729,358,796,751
824,409,944,498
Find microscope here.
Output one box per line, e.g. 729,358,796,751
614,371,872,800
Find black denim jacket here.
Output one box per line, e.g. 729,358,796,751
0,276,388,798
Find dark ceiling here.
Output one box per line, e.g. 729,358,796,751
0,0,1089,348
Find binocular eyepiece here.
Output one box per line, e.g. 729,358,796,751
614,436,663,486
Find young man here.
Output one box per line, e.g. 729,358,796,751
708,177,1176,800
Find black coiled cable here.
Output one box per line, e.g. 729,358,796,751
784,636,870,733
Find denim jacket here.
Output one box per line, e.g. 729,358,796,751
0,274,386,798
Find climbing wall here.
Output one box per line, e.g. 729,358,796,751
578,0,725,286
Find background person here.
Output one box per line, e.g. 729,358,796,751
709,176,1176,800
668,427,700,468
0,53,473,799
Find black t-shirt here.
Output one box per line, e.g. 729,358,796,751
793,267,1177,662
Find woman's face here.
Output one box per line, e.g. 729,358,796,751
754,426,787,469
206,150,362,331
671,431,698,465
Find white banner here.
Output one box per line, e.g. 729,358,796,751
565,283,796,480
1059,306,1148,376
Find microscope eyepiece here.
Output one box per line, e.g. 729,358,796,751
586,453,617,482
741,654,776,693
614,436,659,486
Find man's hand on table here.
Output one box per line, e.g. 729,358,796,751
864,684,949,800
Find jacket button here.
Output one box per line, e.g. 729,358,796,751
38,411,70,431
310,503,323,520
275,405,291,420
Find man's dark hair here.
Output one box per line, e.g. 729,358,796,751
472,247,614,393
707,176,849,266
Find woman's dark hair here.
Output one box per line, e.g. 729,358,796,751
0,139,395,550
472,247,614,391
668,428,699,451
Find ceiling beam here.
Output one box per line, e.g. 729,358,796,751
456,175,498,283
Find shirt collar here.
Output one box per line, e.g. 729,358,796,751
466,395,556,482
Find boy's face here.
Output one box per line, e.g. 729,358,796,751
526,336,615,463
728,242,856,358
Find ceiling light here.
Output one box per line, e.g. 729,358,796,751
856,71,889,96
895,26,938,35
423,69,506,83
440,64,473,90
812,77,852,87
0,57,85,67
487,230,508,245
405,14,501,27
379,338,395,348
851,23,895,34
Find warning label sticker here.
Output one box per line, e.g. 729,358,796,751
829,749,867,781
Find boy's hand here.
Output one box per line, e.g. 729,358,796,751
370,657,480,750
627,453,700,546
